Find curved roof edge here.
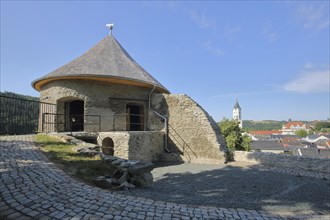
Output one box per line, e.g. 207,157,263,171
31,75,169,94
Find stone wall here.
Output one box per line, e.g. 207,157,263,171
97,131,164,162
39,80,227,163
40,80,156,132
152,94,227,163
235,151,330,174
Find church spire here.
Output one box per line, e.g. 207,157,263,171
233,98,241,110
233,99,242,129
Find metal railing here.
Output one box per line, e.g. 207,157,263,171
41,113,101,133
168,124,198,161
107,113,164,131
113,113,144,131
0,94,166,134
0,95,55,135
41,113,163,132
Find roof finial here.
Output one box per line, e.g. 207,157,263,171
106,23,114,35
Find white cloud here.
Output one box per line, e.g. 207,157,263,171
304,62,313,68
283,70,330,93
187,9,213,29
295,3,330,31
224,26,240,42
202,41,224,56
262,22,278,42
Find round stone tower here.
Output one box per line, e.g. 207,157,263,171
31,30,228,163
32,34,169,132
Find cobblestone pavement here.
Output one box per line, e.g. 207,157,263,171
0,135,328,220
249,164,329,180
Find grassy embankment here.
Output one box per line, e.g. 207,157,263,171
36,134,113,184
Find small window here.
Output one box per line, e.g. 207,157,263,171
102,137,114,156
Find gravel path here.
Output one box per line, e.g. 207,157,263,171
120,162,330,216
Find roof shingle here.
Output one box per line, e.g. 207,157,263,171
32,35,169,93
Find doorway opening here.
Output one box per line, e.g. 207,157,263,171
126,104,144,131
65,100,84,131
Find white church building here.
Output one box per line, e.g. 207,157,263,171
233,99,242,129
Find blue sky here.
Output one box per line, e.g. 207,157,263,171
1,1,329,121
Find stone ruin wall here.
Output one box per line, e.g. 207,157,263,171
235,151,330,174
152,94,228,163
97,131,164,162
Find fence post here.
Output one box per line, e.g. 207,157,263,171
42,113,45,133
113,115,116,131
98,115,101,132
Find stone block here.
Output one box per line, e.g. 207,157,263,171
94,176,112,189
128,162,154,174
130,172,153,187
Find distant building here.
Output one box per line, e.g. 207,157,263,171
303,134,329,143
292,148,330,159
281,121,310,135
248,130,282,140
251,140,287,154
303,134,330,149
233,99,242,129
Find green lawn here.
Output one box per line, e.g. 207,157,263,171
36,134,114,183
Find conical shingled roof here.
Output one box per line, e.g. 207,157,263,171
32,35,169,93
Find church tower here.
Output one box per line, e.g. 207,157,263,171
233,99,242,128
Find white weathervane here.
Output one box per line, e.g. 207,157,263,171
106,23,114,35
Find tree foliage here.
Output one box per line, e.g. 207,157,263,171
295,129,308,138
219,119,251,153
242,120,285,131
314,121,330,131
242,134,252,151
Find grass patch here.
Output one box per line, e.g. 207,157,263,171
36,134,114,183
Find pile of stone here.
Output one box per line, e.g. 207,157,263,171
74,143,100,157
95,155,154,190
49,133,101,157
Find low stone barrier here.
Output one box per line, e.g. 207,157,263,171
235,151,330,174
95,155,154,189
46,133,154,189
97,131,164,162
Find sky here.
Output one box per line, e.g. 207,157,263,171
1,1,329,122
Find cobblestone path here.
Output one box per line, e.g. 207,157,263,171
0,135,328,220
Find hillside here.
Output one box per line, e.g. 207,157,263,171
0,91,39,134
0,91,39,101
242,120,286,131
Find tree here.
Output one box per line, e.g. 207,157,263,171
295,129,308,138
314,121,330,131
242,134,252,151
225,132,241,150
219,119,251,153
242,120,285,131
